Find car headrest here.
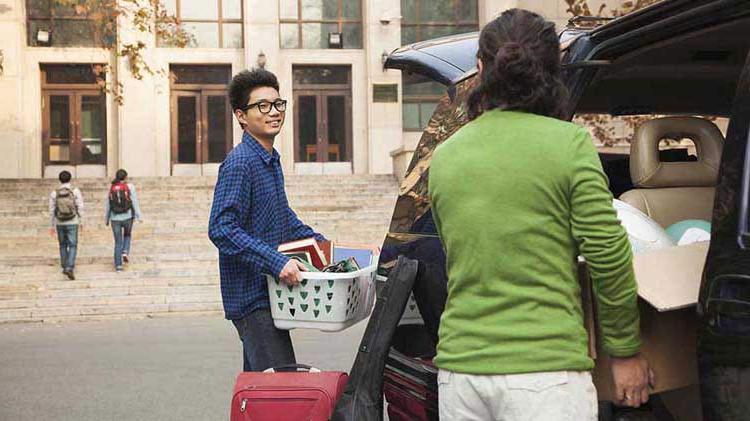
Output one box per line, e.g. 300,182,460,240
630,117,724,188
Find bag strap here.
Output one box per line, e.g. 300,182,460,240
262,364,321,373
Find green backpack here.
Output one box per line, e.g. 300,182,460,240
55,187,77,221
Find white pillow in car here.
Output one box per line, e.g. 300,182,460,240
612,199,676,253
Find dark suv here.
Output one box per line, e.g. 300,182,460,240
378,1,750,420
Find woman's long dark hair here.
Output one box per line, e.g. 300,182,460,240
112,169,128,185
467,8,568,121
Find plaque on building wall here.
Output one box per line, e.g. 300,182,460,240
373,84,398,103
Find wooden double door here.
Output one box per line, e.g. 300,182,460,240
171,89,232,166
292,65,353,164
294,90,352,163
42,90,106,166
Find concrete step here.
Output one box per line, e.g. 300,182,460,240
0,274,219,292
0,251,218,268
0,223,387,242
0,233,388,251
3,262,218,282
0,229,388,243
0,178,398,194
0,215,392,234
0,199,396,213
0,302,224,323
1,174,394,182
0,235,386,264
0,197,396,212
0,237,212,252
0,211,394,223
2,190,398,202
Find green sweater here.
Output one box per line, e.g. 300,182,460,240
428,110,641,375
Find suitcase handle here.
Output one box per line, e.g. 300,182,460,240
263,364,322,373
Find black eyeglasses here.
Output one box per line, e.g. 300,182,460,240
240,99,287,114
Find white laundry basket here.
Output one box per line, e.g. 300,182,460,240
266,263,377,332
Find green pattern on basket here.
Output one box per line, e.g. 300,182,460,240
271,276,361,322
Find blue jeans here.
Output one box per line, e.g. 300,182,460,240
111,219,133,267
56,225,78,271
232,308,296,372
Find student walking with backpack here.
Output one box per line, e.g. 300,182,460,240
49,170,84,280
105,169,142,272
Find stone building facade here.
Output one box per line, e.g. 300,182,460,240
0,0,615,179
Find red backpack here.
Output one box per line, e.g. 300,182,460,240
109,182,133,214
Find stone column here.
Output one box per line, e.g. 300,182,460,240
366,0,404,175
245,0,289,165
115,0,159,177
0,0,27,177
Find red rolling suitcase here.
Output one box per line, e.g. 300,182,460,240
230,365,348,421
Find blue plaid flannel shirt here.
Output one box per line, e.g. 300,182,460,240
208,132,326,320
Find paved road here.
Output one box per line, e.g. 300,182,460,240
0,315,368,420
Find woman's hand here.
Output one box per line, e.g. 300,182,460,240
610,354,655,408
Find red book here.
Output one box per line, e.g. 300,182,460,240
318,240,333,266
278,238,328,270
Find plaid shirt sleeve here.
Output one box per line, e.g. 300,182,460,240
285,206,327,243
208,159,290,277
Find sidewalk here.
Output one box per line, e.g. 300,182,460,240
0,315,367,420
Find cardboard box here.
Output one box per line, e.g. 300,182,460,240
583,241,708,405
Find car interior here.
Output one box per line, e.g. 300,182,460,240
617,117,724,228
574,16,750,232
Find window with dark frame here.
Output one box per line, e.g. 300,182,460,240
401,0,478,131
400,0,478,45
160,0,243,48
41,64,108,166
26,0,115,47
279,0,363,49
402,74,447,131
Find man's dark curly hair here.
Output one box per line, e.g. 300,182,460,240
58,170,71,183
467,8,568,121
228,69,280,113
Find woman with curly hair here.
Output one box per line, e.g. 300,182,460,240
428,9,652,420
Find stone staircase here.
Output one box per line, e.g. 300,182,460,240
0,176,398,323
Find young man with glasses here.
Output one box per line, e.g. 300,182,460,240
209,69,326,372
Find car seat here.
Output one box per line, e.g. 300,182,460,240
619,117,724,228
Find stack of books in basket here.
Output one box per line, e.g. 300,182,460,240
278,238,374,273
